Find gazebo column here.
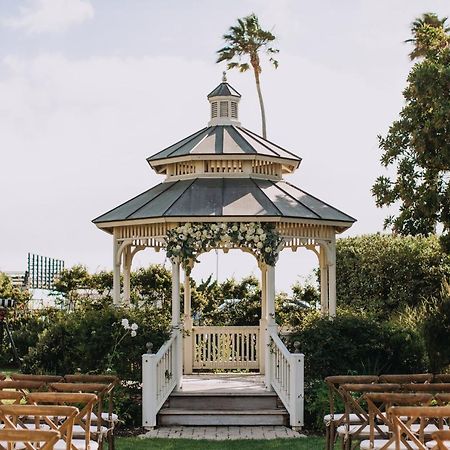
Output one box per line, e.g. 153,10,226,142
183,269,193,375
112,229,121,305
327,237,337,317
123,245,132,304
319,245,329,315
171,258,183,390
259,264,267,375
265,264,277,390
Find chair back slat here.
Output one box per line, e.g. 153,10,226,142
431,430,450,450
379,374,433,384
10,373,64,383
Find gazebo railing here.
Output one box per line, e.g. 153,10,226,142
267,328,304,429
142,328,181,428
192,326,260,370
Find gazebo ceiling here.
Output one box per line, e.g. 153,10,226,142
93,177,356,226
147,125,301,167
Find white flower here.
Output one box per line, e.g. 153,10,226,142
248,228,255,235
257,228,264,235
265,247,272,253
179,234,186,240
211,224,218,231
240,224,246,232
196,231,201,238
177,227,182,233
257,242,263,249
220,223,227,229
121,318,130,329
245,234,251,240
176,245,181,250
238,234,244,241
131,330,137,338
232,225,238,232
260,234,266,241
253,235,260,242
131,323,138,331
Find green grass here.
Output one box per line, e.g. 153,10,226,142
117,437,325,449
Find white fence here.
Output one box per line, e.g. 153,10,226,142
267,329,304,429
142,328,181,428
192,326,260,370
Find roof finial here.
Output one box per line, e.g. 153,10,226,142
222,71,227,83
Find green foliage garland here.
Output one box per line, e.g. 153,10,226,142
165,222,282,272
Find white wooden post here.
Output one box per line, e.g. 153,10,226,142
183,270,193,374
112,229,121,306
327,237,337,318
259,264,267,375
289,352,305,430
319,245,329,315
265,264,276,390
171,259,183,389
123,245,132,304
142,352,157,429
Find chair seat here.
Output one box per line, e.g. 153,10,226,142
91,412,118,423
54,439,99,450
337,424,390,437
73,424,109,436
426,440,450,449
324,413,363,424
360,439,421,450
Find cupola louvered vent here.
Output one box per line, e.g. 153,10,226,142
211,102,218,118
231,101,238,119
219,101,229,117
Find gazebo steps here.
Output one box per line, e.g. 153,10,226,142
158,390,288,426
158,408,289,426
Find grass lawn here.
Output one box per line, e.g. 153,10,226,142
117,437,325,449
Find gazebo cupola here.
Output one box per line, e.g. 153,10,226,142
146,76,301,182
207,72,241,126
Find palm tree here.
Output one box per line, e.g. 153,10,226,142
217,13,279,139
405,12,450,60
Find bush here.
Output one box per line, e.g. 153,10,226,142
336,234,449,315
22,301,171,425
288,310,428,429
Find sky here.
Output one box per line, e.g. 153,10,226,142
0,0,448,293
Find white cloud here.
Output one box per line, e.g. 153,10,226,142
3,0,94,33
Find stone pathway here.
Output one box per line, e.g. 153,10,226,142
139,426,306,440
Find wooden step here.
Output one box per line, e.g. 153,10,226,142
167,392,280,410
158,408,289,426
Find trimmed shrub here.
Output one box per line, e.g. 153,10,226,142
336,234,449,315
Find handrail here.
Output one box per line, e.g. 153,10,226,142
268,327,304,430
142,329,180,428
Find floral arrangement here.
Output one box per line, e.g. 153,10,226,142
165,222,282,273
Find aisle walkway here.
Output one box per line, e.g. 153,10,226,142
139,426,306,440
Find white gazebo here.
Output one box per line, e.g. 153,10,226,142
93,75,355,429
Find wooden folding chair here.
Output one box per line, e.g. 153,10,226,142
324,375,379,450
390,405,450,450
0,429,60,450
64,375,119,450
379,374,433,384
27,392,98,450
431,430,450,449
49,383,110,450
0,404,78,450
360,392,434,449
10,374,64,384
337,383,402,449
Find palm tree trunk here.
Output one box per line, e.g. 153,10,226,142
253,70,267,139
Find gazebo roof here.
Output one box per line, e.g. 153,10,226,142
207,81,241,98
147,125,301,166
93,177,355,226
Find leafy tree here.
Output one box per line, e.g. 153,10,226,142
0,273,31,308
130,265,172,307
52,265,91,308
217,13,279,138
372,13,450,251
